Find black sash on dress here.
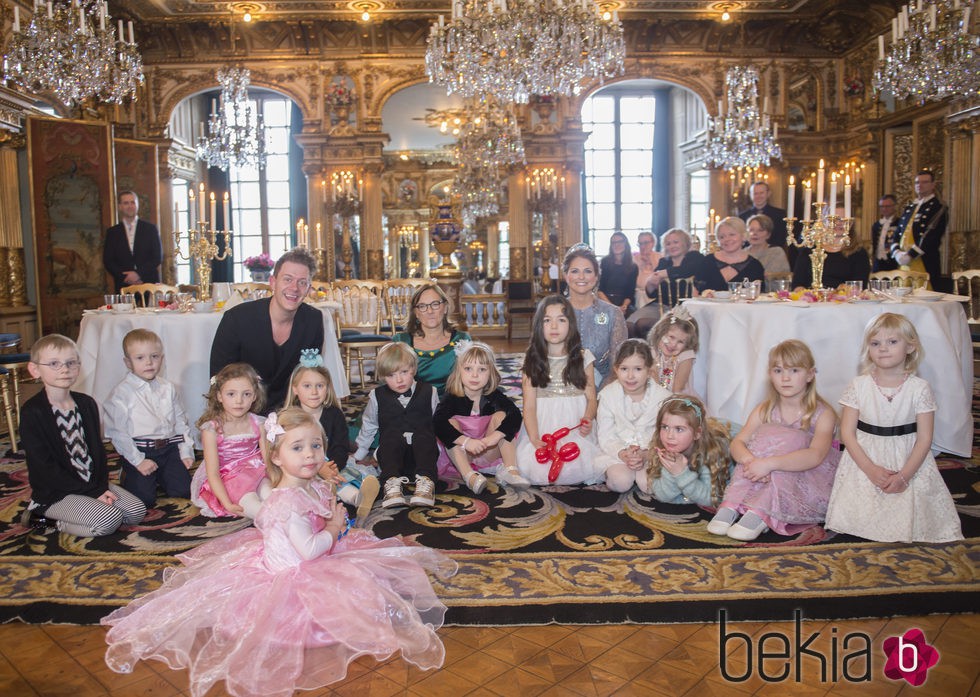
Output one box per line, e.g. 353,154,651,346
857,420,917,437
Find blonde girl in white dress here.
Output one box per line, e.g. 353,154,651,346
825,313,962,543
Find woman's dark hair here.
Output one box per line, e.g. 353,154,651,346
522,294,587,390
605,232,636,268
562,245,599,276
405,283,454,337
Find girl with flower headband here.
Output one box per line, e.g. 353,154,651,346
641,395,731,507
707,340,840,541
285,349,380,522
190,363,268,518
433,340,529,492
104,407,457,697
515,295,604,486
646,306,699,394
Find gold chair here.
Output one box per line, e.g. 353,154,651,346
325,280,390,386
230,282,271,299
0,368,17,452
121,282,181,307
869,270,930,289
383,279,431,334
177,283,201,298
952,269,980,350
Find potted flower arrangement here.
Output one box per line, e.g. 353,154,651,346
326,82,356,122
244,253,275,282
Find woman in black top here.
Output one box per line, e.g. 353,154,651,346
597,232,639,317
695,216,765,292
629,228,704,338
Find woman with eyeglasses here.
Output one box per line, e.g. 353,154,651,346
393,284,471,395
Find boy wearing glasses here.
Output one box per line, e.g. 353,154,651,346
104,329,194,508
21,334,146,536
210,247,325,408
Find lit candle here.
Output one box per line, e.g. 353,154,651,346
708,208,715,238
525,175,531,200
878,35,885,60
844,175,852,218
803,180,812,216
13,6,19,32
209,192,217,228
79,7,85,34
321,179,327,203
99,2,105,31
561,176,566,199
816,159,825,205
315,222,322,249
222,193,230,231
188,189,197,227
787,176,795,220
128,20,134,45
198,183,206,223
358,179,363,201
829,173,837,214
119,19,124,39
773,122,778,140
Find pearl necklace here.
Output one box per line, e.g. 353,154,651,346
871,371,910,403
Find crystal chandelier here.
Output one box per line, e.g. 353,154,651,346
453,97,525,170
2,0,143,106
873,0,980,103
197,67,267,171
705,65,782,173
425,0,626,104
455,163,503,227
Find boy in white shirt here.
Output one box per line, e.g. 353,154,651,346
104,329,194,507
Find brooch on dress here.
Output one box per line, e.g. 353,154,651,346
595,312,608,325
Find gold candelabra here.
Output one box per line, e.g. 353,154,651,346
174,184,232,300
786,203,852,291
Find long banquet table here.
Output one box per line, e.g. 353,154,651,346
76,302,348,443
685,296,974,457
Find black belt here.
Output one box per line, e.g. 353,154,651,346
857,420,917,437
134,436,185,449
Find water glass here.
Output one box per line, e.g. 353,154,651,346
870,278,891,293
727,281,742,299
103,294,117,307
845,280,863,298
122,293,136,306
742,280,760,301
769,279,790,293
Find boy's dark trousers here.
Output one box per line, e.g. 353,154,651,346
376,430,439,482
120,438,191,507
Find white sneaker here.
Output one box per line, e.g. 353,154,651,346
496,464,531,490
410,475,436,506
382,476,409,508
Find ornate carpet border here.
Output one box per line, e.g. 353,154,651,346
4,538,977,625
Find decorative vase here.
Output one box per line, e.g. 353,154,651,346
333,105,350,123
250,269,271,282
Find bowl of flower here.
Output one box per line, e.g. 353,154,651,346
244,253,275,282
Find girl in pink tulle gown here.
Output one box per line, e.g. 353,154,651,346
104,408,456,697
706,340,840,541
190,363,268,517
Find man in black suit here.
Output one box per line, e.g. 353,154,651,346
871,194,899,272
738,181,788,249
103,190,162,292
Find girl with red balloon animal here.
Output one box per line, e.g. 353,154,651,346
514,296,604,486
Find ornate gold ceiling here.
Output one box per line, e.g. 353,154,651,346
113,0,905,58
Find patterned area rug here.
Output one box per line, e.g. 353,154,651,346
1,354,977,626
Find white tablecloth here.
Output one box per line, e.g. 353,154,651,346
685,298,974,457
76,304,348,444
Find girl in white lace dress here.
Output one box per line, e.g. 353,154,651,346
825,313,962,543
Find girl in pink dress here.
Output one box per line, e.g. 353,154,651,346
104,408,456,697
190,363,268,517
647,306,699,395
707,340,840,541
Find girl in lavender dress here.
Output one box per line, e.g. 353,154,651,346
104,408,456,697
433,340,529,492
707,340,840,541
190,363,269,518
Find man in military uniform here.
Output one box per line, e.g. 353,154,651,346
891,170,950,292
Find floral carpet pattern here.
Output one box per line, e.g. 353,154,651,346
0,355,977,625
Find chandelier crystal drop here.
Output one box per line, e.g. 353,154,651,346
873,0,980,103
2,0,144,106
454,163,502,227
425,0,626,104
196,67,267,171
705,65,782,172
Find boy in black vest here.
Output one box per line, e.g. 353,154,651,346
353,342,439,508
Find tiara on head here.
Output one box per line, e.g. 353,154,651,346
663,397,702,422
669,305,692,324
299,348,324,368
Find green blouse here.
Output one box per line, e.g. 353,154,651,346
392,329,471,395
